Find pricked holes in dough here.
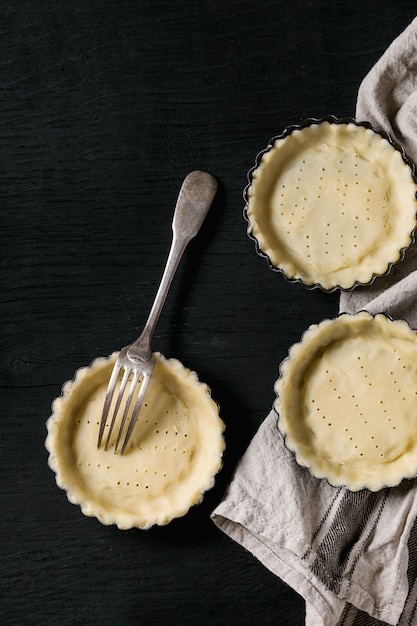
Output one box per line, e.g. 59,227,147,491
307,356,406,459
74,408,192,489
274,156,389,266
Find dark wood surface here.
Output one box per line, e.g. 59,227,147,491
2,2,417,624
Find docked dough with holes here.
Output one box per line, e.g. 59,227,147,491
46,352,225,529
275,312,417,491
246,121,417,290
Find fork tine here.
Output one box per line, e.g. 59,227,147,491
114,369,140,452
121,365,154,455
104,366,133,450
98,363,125,448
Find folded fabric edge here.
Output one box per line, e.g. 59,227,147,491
339,264,417,323
355,16,417,160
212,494,408,626
211,508,346,626
211,407,412,625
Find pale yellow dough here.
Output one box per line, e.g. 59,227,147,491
275,312,417,491
246,122,417,290
46,353,225,529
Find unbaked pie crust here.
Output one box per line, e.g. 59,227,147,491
275,312,417,491
46,352,225,529
246,120,417,290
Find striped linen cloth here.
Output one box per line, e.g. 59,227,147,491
212,17,417,626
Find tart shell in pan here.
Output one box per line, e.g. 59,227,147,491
244,117,417,291
46,352,225,530
275,311,417,491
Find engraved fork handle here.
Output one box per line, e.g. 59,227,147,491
126,170,218,362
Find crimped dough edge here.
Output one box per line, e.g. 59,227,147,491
274,312,417,491
245,120,417,291
46,352,225,529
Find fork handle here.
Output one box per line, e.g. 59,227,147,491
126,170,217,362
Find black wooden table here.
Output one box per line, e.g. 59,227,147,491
3,2,416,624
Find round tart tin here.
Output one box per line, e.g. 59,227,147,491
46,352,225,530
275,311,417,491
244,116,417,291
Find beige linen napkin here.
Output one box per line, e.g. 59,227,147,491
212,17,417,626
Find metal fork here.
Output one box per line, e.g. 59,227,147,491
97,170,218,454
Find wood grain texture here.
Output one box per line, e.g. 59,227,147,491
2,1,416,624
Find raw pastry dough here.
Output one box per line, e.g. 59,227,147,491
46,352,225,529
246,121,417,290
275,312,417,491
